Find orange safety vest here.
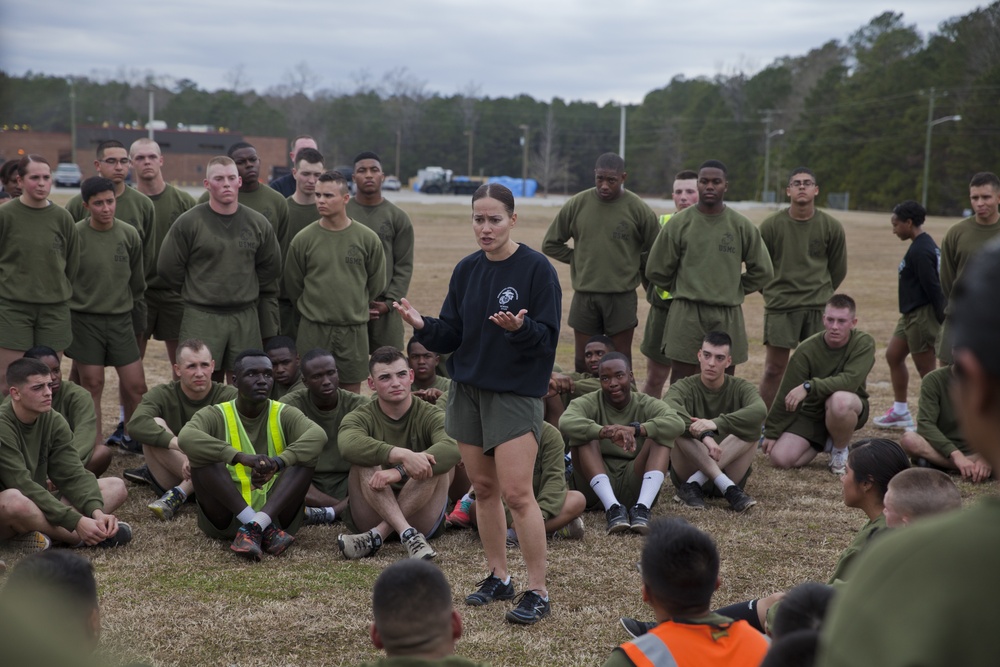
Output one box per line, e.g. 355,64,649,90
619,618,768,667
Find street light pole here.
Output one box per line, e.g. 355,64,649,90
519,124,529,198
922,113,962,209
464,129,474,176
763,129,784,203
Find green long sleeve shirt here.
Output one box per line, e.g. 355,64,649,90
939,216,1000,306
338,398,460,476
0,402,104,531
759,208,847,311
827,513,886,585
51,380,98,464
127,381,237,449
280,387,368,477
542,188,660,293
198,185,290,252
346,198,415,303
283,220,387,326
559,390,685,461
69,219,146,314
764,330,875,438
532,421,570,521
0,200,80,304
916,367,966,456
157,203,282,313
179,400,327,469
663,375,767,442
645,205,773,306
67,186,155,280
146,184,197,290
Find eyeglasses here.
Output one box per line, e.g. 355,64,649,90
102,158,131,166
790,180,815,188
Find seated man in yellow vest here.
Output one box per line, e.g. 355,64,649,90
178,349,326,561
604,518,769,667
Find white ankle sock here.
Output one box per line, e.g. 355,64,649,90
251,512,272,530
686,471,709,486
637,471,665,508
589,474,620,510
893,402,909,414
237,507,256,524
713,474,736,494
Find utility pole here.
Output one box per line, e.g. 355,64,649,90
619,104,626,160
922,87,961,209
148,88,155,140
69,78,77,164
395,129,401,180
464,129,474,176
519,124,529,198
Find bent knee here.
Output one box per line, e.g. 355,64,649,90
0,489,36,515
826,392,862,416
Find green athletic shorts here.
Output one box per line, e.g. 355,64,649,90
935,318,953,364
296,319,368,384
785,401,871,450
572,456,650,511
179,305,261,372
445,382,543,455
763,308,824,349
65,311,141,366
568,290,638,337
893,304,940,355
367,305,404,354
144,289,184,341
196,497,306,539
664,300,748,365
0,297,73,351
640,300,672,365
669,464,752,498
312,471,349,502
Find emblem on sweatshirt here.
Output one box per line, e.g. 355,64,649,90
239,228,256,250
497,287,518,311
114,241,128,263
718,232,736,254
379,221,393,241
346,245,363,266
809,239,826,257
612,221,630,241
51,234,64,252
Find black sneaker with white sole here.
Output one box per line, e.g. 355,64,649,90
723,485,757,513
465,572,515,606
605,504,630,534
505,590,551,625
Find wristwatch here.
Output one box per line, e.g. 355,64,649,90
394,464,409,483
628,421,642,437
803,381,812,393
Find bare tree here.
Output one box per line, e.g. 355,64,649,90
529,104,570,196
223,64,252,94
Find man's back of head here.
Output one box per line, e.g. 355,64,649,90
370,560,461,659
641,518,719,618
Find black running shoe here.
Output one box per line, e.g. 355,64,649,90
629,503,652,535
605,504,630,535
465,572,515,606
723,485,757,513
673,481,706,510
505,590,551,625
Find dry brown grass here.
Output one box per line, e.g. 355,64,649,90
23,196,993,666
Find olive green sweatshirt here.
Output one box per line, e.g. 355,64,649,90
70,219,146,314
146,184,197,290
559,390,685,461
198,185,289,251
52,380,98,464
543,188,660,293
281,387,368,477
939,216,1000,304
0,200,79,303
339,398,460,476
532,421,571,521
664,375,767,442
759,208,847,311
346,198,415,303
127,381,237,449
0,402,104,531
916,367,966,456
283,220,387,326
157,203,281,313
645,206,774,306
68,186,155,278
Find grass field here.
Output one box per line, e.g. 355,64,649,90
6,195,993,667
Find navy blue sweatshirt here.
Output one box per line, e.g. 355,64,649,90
416,244,561,397
899,232,944,322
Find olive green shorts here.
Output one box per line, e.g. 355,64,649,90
935,318,953,364
65,311,141,367
278,299,300,341
568,290,638,336
367,306,404,354
572,456,650,511
312,471,349,502
144,289,184,341
0,297,73,351
664,300,748,365
893,304,941,355
640,300,672,365
445,382,543,455
179,306,261,372
763,308,824,349
785,401,871,450
296,319,369,384
196,497,306,540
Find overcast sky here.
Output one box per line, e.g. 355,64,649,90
0,1,984,105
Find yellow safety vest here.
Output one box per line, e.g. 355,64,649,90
217,400,286,511
654,214,673,301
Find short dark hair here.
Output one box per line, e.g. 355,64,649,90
318,170,349,194
892,200,926,227
405,337,437,356
585,334,615,350
81,176,115,204
372,560,453,654
233,349,269,375
353,151,381,165
176,339,209,359
674,170,698,181
369,346,407,375
300,348,336,372
788,167,816,184
641,518,719,615
848,438,910,501
887,467,962,519
95,140,125,159
826,293,856,315
969,171,1000,190
770,582,834,639
0,159,21,182
3,551,99,639
595,153,625,173
6,358,51,388
950,237,1000,376
17,154,50,177
759,629,820,667
598,351,631,373
472,183,515,217
264,336,297,355
294,147,324,167
23,346,59,361
699,159,728,176
702,331,732,349
227,141,255,157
